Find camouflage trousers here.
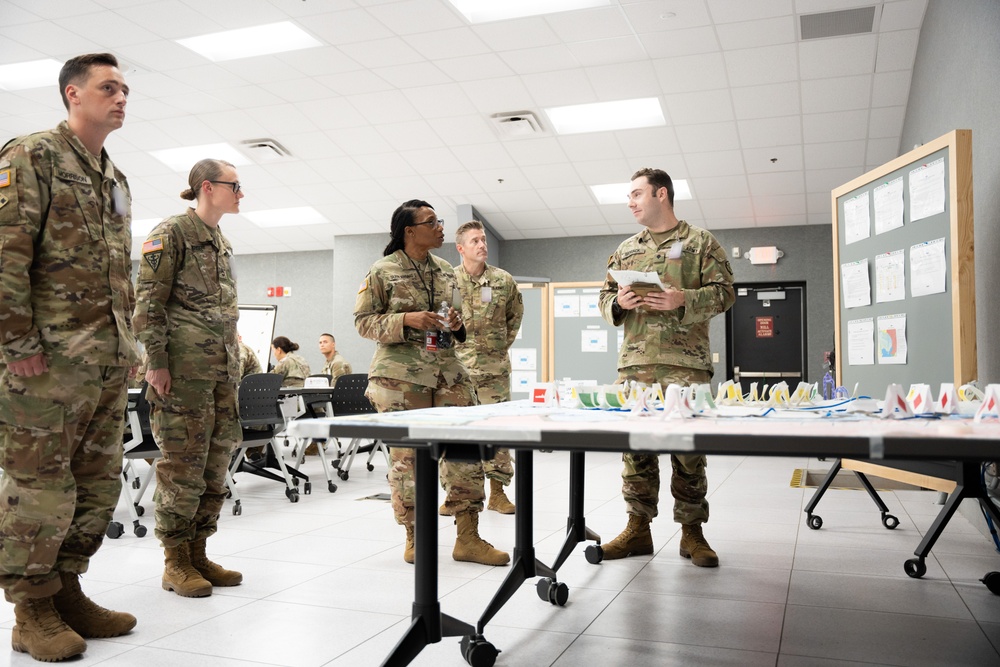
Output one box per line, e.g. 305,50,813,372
0,364,128,603
366,377,479,527
149,378,241,547
472,375,513,486
617,365,712,524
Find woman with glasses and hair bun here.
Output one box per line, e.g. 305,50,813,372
354,199,509,567
133,158,245,599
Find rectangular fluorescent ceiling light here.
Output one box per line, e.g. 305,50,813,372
591,180,692,205
244,207,329,228
149,143,250,172
447,0,611,23
177,21,322,61
0,59,63,91
546,98,665,135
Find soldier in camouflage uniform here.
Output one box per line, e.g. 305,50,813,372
270,336,310,388
133,159,244,598
599,168,735,567
237,335,261,380
0,53,139,661
318,333,352,383
355,200,508,567
445,220,523,516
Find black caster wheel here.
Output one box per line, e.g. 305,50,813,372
981,571,1000,595
304,482,312,494
293,477,300,487
106,522,124,539
535,578,569,606
328,481,338,493
585,544,603,564
807,514,823,530
233,503,243,516
904,558,926,578
366,463,374,472
286,489,300,503
882,514,899,530
338,470,349,481
460,634,499,667
134,524,147,538
132,478,140,489
332,459,341,469
134,504,145,516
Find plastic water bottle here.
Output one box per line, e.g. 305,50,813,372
437,301,452,350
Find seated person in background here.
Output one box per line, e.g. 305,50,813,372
270,336,309,388
318,333,352,384
237,334,261,380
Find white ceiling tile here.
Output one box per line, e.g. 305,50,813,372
801,109,868,143
683,150,744,177
472,17,561,51
315,70,393,96
352,152,416,179
664,89,735,125
499,46,579,76
751,193,806,216
737,116,803,148
435,53,516,82
502,138,570,166
536,185,594,209
794,0,879,13
371,62,453,89
110,151,175,178
615,127,682,157
698,197,753,217
622,0,713,33
724,44,799,86
519,164,588,190
675,122,741,152
803,140,866,170
805,166,864,193
584,62,662,100
523,70,598,107
806,212,831,225
567,36,647,67
205,85,286,110
404,27,491,61
868,106,906,138
176,0,288,29
276,47,362,78
572,158,634,183
653,52,729,92
374,119,446,151
339,37,425,69
116,39,208,73
0,2,42,24
114,1,223,39
428,114,498,146
219,55,317,84
328,126,395,156
366,0,465,35
260,77,338,103
715,16,797,50
167,64,252,94
866,137,901,165
872,70,912,108
305,8,394,44
690,174,750,199
707,0,793,23
559,133,626,162
451,143,516,171
505,209,559,229
801,74,871,113
347,90,422,124
743,145,804,173
302,154,369,182
798,35,878,79
0,37,46,65
296,98,369,131
545,6,634,41
755,214,806,227
639,27,720,58
423,172,485,196
403,83,479,119
51,10,162,48
875,29,921,72
159,91,233,116
517,227,566,239
702,216,755,230
747,171,805,195
880,0,928,32
806,192,830,214
243,103,320,136
550,206,610,227
371,174,433,200
459,77,537,113
289,182,348,205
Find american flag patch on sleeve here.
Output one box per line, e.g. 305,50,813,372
142,238,163,254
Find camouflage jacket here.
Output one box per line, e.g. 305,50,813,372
600,221,735,372
238,340,261,379
271,351,310,387
354,249,470,388
132,209,239,383
0,121,139,367
453,263,523,378
322,352,352,382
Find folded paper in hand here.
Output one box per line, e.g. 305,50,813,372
608,269,667,296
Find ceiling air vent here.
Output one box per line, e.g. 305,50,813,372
239,138,292,162
799,5,877,40
490,111,543,139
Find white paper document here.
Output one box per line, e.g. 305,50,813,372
909,157,945,222
875,249,905,303
840,259,871,308
910,237,947,297
579,290,601,317
608,269,667,290
844,191,871,245
554,292,580,317
873,177,904,235
581,328,608,353
847,318,874,366
877,314,907,365
509,347,537,371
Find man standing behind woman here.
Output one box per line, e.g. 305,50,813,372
133,159,244,597
354,200,508,566
446,221,523,515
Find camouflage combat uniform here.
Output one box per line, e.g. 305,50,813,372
321,352,352,384
238,340,261,380
600,221,735,524
271,351,310,388
132,208,241,548
454,263,524,485
0,122,139,602
354,249,480,526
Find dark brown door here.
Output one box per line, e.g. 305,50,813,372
726,283,806,386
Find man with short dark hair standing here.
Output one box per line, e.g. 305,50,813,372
0,53,139,661
599,168,735,566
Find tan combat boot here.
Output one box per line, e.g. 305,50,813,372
189,539,243,586
403,524,415,564
12,596,87,662
439,502,453,516
601,514,654,560
679,524,719,567
52,572,136,638
162,544,213,597
453,511,510,566
486,479,515,514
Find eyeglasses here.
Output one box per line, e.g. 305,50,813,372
412,218,444,228
209,180,242,194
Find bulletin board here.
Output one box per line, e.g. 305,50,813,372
508,284,549,397
237,303,278,373
548,282,621,385
832,129,975,395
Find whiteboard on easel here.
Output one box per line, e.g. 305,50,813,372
238,304,277,373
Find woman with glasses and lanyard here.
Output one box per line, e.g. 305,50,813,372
355,199,509,567
133,159,245,598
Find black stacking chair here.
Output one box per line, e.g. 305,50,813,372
329,374,389,481
109,381,161,539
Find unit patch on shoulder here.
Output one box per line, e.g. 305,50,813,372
358,278,368,293
142,237,164,272
0,169,10,188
